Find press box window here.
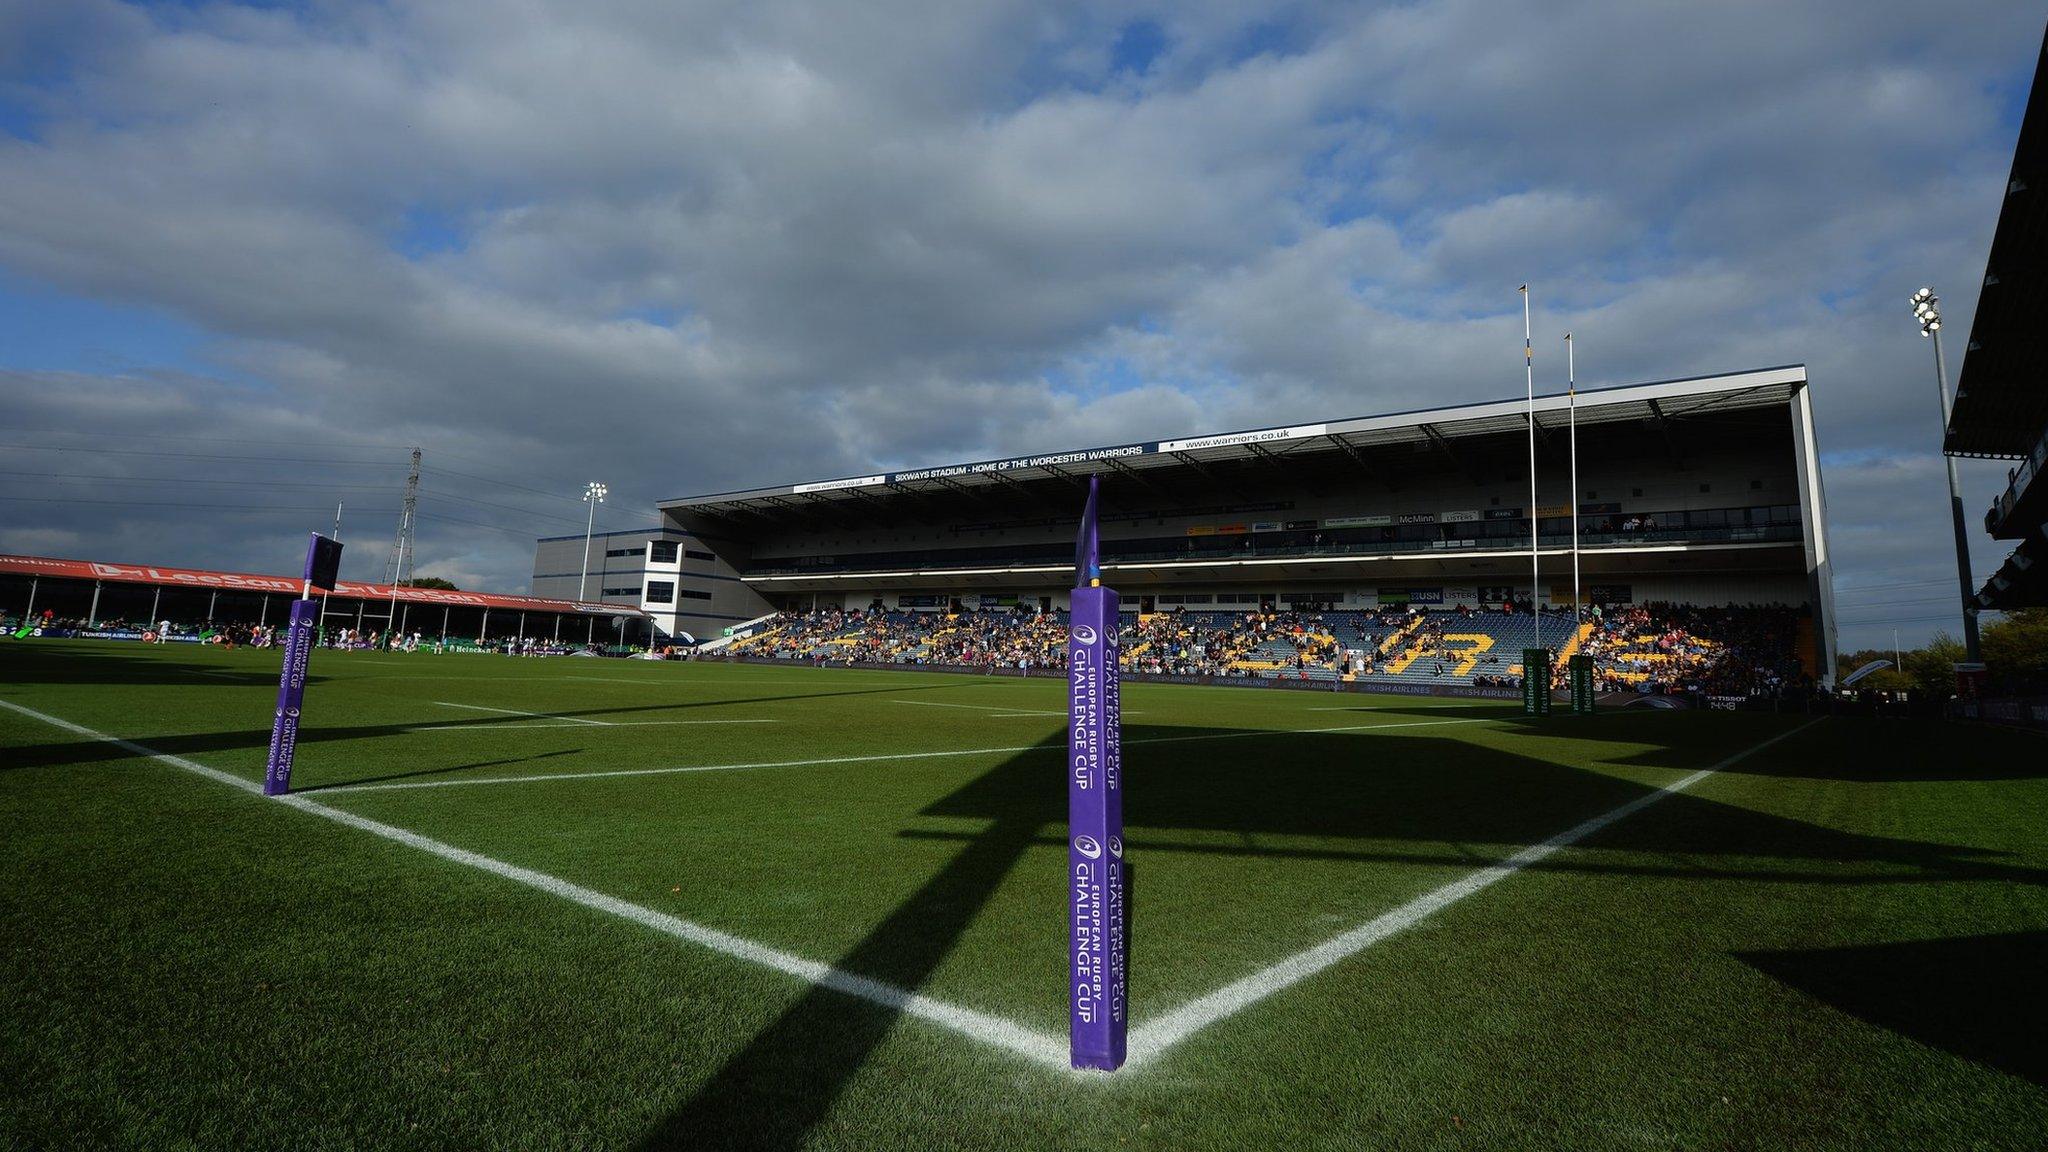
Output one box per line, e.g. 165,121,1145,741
684,549,716,562
677,588,713,601
649,541,680,563
606,547,638,557
645,581,675,604
603,586,640,597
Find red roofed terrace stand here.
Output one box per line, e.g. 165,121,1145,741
0,554,649,648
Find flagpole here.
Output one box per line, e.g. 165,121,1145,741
1521,285,1538,651
1566,331,1580,630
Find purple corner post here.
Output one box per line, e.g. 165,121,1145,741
262,600,318,795
264,533,340,795
1068,477,1127,1070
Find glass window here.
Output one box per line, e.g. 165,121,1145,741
645,581,675,604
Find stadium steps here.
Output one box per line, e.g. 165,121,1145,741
727,626,782,652
1557,620,1596,663
1438,633,1496,677
1377,615,1425,659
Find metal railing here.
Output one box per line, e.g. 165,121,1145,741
1985,425,2048,535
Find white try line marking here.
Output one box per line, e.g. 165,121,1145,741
894,699,1059,714
0,698,1830,1074
0,698,1071,1071
1121,717,1830,1065
319,718,1496,794
410,720,779,731
892,700,1115,718
1307,705,1473,711
433,701,610,726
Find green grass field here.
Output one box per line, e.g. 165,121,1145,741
4,640,2046,1150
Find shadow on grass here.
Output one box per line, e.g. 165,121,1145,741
293,748,582,792
1589,713,2048,781
0,644,333,688
1737,930,2048,1085
1354,702,2048,782
633,804,1050,1150
630,715,2044,1149
0,681,990,776
13,649,2040,1146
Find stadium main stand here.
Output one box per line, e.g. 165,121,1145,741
598,365,1838,688
1947,33,2048,615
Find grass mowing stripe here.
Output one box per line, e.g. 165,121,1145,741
0,698,1074,1071
316,718,1500,794
894,700,1126,717
433,701,612,725
406,720,780,731
0,698,266,796
1122,716,1831,1065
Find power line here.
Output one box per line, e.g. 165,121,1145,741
415,510,586,543
1836,611,1999,626
1829,595,1974,611
6,469,404,492
0,494,345,513
0,474,629,535
0,427,413,448
0,443,405,466
426,461,652,515
1,443,653,528
1833,578,1972,596
416,486,629,529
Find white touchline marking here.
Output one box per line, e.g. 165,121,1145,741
407,720,779,731
432,701,611,726
893,700,1059,715
319,718,1496,794
1120,717,1830,1065
892,696,1114,713
0,698,1071,1071
1307,705,1469,712
894,700,1140,718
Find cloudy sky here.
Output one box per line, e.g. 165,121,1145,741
0,0,2039,649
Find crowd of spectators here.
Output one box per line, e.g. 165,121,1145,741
1571,602,1809,697
1,610,609,656
735,603,1811,699
4,612,282,648
1124,610,1268,675
10,600,1814,695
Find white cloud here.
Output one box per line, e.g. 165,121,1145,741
0,0,2038,647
